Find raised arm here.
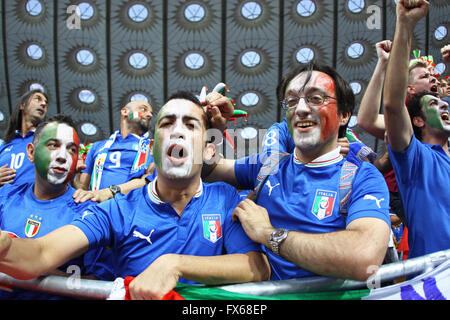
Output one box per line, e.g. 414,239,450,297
441,44,450,64
357,40,391,140
202,157,239,187
0,225,89,280
383,0,429,152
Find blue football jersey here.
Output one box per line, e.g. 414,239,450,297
0,131,35,186
0,183,114,299
83,132,154,190
235,149,391,280
71,179,261,282
389,136,450,259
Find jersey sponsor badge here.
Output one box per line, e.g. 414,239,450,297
25,218,41,237
202,214,222,243
311,189,337,220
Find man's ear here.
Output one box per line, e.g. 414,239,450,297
339,111,351,126
203,142,216,162
26,143,35,163
407,85,415,97
121,107,129,118
412,116,425,128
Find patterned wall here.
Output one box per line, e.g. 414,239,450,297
0,0,448,157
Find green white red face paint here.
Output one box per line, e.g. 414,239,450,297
153,100,204,179
34,122,79,185
285,71,340,151
421,95,450,132
129,112,142,120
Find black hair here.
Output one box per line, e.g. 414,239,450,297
4,90,49,143
32,113,76,145
277,62,355,137
166,90,211,129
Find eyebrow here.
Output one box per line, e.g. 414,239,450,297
45,138,77,146
158,114,202,126
285,86,328,96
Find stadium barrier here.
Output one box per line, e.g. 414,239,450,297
0,249,449,299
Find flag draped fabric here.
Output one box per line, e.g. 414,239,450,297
118,260,450,300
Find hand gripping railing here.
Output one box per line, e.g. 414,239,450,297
0,249,449,299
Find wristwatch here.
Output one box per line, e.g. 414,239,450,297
109,185,121,196
269,228,289,255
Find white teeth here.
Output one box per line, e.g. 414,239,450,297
296,122,315,127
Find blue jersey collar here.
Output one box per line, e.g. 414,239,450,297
147,177,203,204
294,147,343,167
15,129,35,138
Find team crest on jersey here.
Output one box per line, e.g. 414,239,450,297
311,190,337,220
25,218,41,238
202,214,222,243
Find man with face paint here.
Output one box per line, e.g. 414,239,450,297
0,114,114,299
0,90,48,187
204,63,391,281
73,100,155,203
0,93,270,300
383,0,450,260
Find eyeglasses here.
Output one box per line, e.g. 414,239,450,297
281,94,336,110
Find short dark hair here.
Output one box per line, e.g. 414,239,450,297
4,90,49,143
166,91,211,129
32,113,76,146
277,62,355,137
406,90,439,141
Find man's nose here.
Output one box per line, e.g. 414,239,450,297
170,122,186,139
294,98,311,115
54,148,68,163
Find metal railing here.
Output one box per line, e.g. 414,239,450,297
1,249,449,299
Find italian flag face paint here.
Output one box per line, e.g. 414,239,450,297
421,95,450,132
285,71,339,149
34,123,79,185
129,112,142,120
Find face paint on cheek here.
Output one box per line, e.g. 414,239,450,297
64,128,79,183
286,109,294,138
152,130,163,170
310,73,340,142
34,123,58,180
318,105,340,141
422,96,444,130
129,112,142,120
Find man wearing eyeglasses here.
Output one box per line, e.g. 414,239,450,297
204,63,391,281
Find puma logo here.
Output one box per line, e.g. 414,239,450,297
133,229,155,245
363,195,384,208
265,180,280,197
81,211,94,220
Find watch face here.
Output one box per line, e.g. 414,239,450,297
110,185,120,193
274,230,284,237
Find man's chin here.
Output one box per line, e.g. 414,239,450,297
162,167,192,180
293,134,320,150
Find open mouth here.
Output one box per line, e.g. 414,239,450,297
167,143,189,165
441,112,449,122
295,120,317,130
430,85,438,93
